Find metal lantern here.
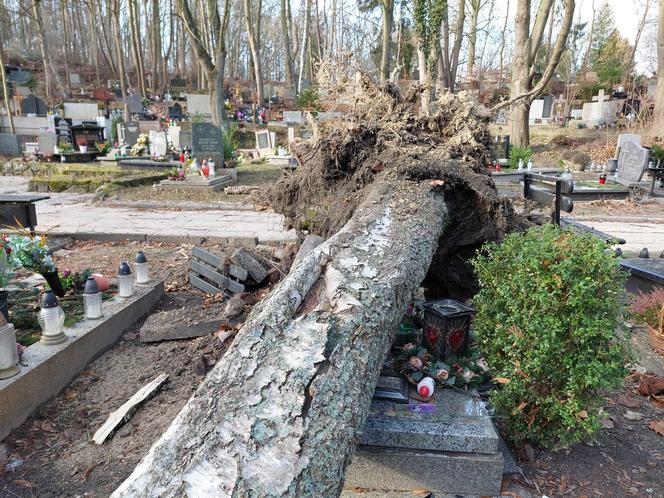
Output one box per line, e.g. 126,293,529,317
38,291,67,346
117,262,134,297
83,277,103,319
134,251,150,284
0,314,20,379
421,299,475,361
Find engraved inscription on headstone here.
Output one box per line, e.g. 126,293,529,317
617,140,649,184
192,123,223,164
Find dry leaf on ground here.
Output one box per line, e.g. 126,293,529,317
649,420,664,437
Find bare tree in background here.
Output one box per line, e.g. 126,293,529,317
653,0,664,135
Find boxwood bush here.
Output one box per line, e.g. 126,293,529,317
472,225,629,448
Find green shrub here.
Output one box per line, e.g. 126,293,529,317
508,145,533,169
472,225,629,449
222,123,240,160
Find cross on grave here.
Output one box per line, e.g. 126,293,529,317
592,89,606,116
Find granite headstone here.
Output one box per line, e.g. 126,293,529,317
615,133,641,157
126,94,144,113
192,122,223,164
617,140,649,184
120,122,140,146
0,133,21,156
282,111,303,124
38,133,57,154
21,95,47,116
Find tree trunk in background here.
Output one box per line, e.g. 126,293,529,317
280,0,296,92
0,41,15,134
128,0,147,97
510,0,531,147
32,0,54,99
112,176,449,497
297,0,311,92
152,0,162,92
498,0,510,85
111,0,130,121
653,0,664,135
61,0,72,96
243,0,264,105
467,0,481,82
507,0,574,147
379,0,394,83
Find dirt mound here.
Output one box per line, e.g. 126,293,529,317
267,77,501,236
266,76,528,299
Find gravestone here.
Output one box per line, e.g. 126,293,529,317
38,133,57,154
616,134,641,157
126,95,144,114
179,131,192,149
149,130,168,157
255,129,272,156
616,140,649,185
55,118,73,147
186,94,212,116
192,122,223,164
170,77,186,88
21,95,47,116
168,126,181,148
7,69,30,85
64,102,99,119
69,73,81,86
283,111,303,124
168,103,183,120
287,126,296,147
0,133,21,156
120,122,140,146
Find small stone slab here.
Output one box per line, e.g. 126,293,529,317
360,390,499,454
232,248,268,283
345,445,504,497
139,312,226,343
620,258,664,285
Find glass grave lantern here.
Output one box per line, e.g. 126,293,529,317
134,251,150,284
38,291,67,345
83,276,103,319
0,314,20,379
117,262,134,297
421,299,475,361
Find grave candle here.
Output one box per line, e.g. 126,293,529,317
134,251,150,284
83,277,103,319
38,291,67,345
0,315,20,379
117,262,134,297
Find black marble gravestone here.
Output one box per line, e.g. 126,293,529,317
21,95,47,116
192,123,224,165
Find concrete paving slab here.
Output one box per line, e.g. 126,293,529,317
572,219,664,253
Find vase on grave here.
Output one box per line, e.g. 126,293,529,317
42,270,65,297
0,314,20,379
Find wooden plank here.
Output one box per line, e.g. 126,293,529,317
93,374,169,444
232,248,268,283
192,247,223,268
191,260,245,293
188,272,227,296
139,319,227,343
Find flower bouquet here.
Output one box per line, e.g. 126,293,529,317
7,235,64,297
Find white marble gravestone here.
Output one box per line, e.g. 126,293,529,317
149,130,168,157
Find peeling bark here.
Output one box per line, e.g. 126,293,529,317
113,175,449,497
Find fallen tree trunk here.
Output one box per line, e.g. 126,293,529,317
113,174,449,496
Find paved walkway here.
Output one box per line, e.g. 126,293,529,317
0,177,296,243
570,218,664,254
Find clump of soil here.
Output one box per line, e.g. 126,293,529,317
267,76,529,298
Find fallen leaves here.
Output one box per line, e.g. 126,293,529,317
601,418,615,429
494,377,511,385
576,410,589,420
649,420,664,437
13,479,33,488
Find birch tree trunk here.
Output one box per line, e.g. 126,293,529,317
653,0,664,135
281,0,296,92
112,175,449,497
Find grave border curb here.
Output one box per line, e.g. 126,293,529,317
0,281,164,441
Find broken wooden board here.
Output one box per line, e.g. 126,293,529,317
140,319,227,343
93,374,169,445
192,247,249,281
190,260,245,294
231,248,268,283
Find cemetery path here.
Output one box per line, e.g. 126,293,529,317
570,220,664,254
1,176,296,243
